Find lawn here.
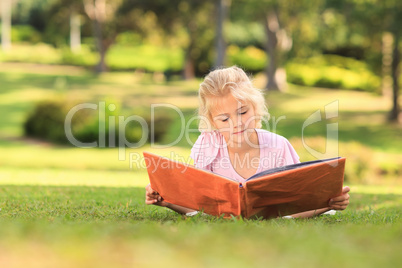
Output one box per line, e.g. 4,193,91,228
0,184,401,267
0,62,401,267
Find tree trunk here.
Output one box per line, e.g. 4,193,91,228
263,11,280,91
214,0,229,68
84,0,108,73
381,33,393,97
389,34,400,122
93,18,108,73
182,46,195,80
1,0,12,51
182,26,197,80
70,11,81,53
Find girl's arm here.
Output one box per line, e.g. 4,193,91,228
288,207,331,218
289,186,351,219
145,183,197,215
165,203,197,215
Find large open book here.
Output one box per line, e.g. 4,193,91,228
143,151,345,219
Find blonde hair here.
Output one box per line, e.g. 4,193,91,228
197,66,269,131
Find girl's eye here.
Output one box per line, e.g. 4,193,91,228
222,118,229,122
240,110,247,115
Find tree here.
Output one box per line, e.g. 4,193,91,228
214,0,231,68
83,0,123,73
232,0,322,91
328,0,401,122
47,0,141,73
44,0,85,51
1,0,12,51
119,0,215,79
386,2,402,122
70,10,81,53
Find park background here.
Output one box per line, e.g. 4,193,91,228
0,0,401,267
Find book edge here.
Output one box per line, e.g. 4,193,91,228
142,151,239,185
245,157,345,182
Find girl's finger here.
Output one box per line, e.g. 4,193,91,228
342,186,351,194
145,199,158,205
329,198,349,207
147,195,160,201
330,194,350,203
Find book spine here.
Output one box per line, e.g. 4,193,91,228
239,183,247,218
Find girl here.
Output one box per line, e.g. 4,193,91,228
145,66,350,218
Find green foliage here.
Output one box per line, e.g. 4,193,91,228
24,101,67,143
0,43,184,73
60,45,98,67
106,44,184,72
227,45,267,73
23,100,174,146
286,55,381,92
225,22,265,48
0,42,384,95
115,31,143,46
8,24,43,43
0,43,62,64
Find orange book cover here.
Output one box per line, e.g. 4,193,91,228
143,151,345,219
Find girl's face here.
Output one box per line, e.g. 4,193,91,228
209,93,257,147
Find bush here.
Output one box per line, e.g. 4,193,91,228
10,25,42,43
286,55,381,92
24,101,174,147
0,43,61,64
60,45,97,67
227,45,267,73
226,22,265,48
24,101,69,144
106,44,184,72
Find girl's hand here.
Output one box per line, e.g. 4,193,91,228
145,183,168,207
328,186,350,210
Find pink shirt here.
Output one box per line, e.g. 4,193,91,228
190,128,300,183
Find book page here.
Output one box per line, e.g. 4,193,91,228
247,157,341,181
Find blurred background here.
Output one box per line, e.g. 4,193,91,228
1,1,402,267
0,0,401,185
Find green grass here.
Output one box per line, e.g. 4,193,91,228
0,184,401,267
0,43,184,72
0,63,401,267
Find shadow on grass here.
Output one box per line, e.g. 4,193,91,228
0,73,101,93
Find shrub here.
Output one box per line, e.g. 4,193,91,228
0,43,61,64
286,55,381,92
24,101,68,144
24,100,174,147
106,44,183,72
60,45,97,67
10,25,42,43
227,45,267,73
226,22,265,48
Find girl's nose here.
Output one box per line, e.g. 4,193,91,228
233,115,243,128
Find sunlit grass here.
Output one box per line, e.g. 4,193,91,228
0,168,149,187
0,183,401,268
0,139,191,170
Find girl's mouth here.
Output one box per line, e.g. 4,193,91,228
233,129,245,135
